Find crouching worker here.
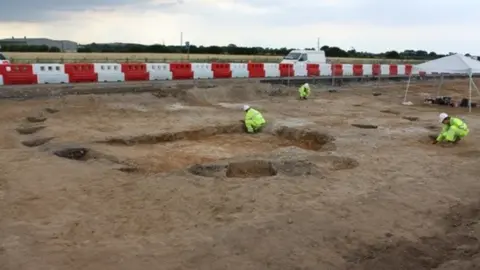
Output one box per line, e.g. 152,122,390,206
299,83,311,100
243,105,266,133
433,113,469,144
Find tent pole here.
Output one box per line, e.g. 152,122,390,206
469,71,472,112
403,74,412,103
471,77,480,96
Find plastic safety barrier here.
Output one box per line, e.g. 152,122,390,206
231,63,249,78
342,64,354,76
192,63,213,79
211,63,232,79
65,63,98,83
263,63,279,77
353,64,363,76
293,63,307,77
121,63,149,81
33,64,68,84
389,64,398,76
0,62,420,86
247,63,265,78
380,64,390,76
279,63,294,77
405,64,413,75
371,64,380,76
319,64,332,76
0,64,37,85
306,64,320,77
397,65,406,76
147,64,172,80
94,63,125,82
331,64,343,77
170,63,194,80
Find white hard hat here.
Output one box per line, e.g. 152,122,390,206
243,105,250,111
304,83,309,87
439,112,448,123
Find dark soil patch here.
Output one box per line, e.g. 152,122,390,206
226,160,277,178
403,116,419,121
49,144,140,173
26,116,47,123
351,124,378,129
425,125,438,131
189,164,227,178
330,157,359,170
45,108,59,114
274,159,319,176
189,159,321,178
380,109,400,115
53,147,91,160
21,137,54,147
16,125,46,135
345,201,480,270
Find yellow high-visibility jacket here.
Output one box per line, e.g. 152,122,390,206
299,84,310,98
245,108,266,133
436,117,469,142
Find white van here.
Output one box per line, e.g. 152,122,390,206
281,49,326,64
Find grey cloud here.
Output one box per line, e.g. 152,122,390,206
239,0,479,26
0,0,182,22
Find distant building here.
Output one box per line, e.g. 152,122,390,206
0,37,78,52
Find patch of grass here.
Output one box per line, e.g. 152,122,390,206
5,52,423,64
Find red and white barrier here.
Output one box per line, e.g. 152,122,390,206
33,64,69,84
0,62,418,86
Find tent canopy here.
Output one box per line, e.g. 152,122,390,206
413,54,480,74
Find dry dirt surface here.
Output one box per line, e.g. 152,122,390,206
1,79,480,270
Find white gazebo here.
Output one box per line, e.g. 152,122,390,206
403,54,480,112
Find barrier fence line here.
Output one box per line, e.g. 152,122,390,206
0,62,428,86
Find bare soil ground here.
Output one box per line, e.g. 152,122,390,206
1,79,480,270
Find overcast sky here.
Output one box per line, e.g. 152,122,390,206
0,0,479,54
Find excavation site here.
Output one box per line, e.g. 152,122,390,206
1,79,480,270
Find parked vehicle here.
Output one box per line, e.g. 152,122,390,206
280,49,326,64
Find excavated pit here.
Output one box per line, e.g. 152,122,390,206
95,125,335,173
16,125,46,135
188,159,320,178
380,109,400,115
226,160,277,178
351,124,378,129
26,116,47,123
45,144,138,172
403,116,419,121
21,137,54,147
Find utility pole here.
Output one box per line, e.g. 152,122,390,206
317,37,320,51
180,32,183,47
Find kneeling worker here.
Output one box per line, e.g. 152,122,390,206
243,105,266,133
433,113,469,144
299,83,311,100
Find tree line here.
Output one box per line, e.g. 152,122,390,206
0,42,469,60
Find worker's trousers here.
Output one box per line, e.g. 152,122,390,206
299,91,309,99
241,120,265,133
444,126,469,142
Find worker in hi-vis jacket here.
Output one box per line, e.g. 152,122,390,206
433,112,469,144
299,83,311,99
242,105,266,133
